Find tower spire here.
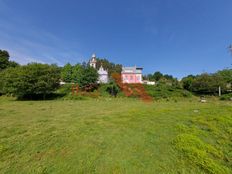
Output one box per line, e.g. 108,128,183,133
89,53,97,69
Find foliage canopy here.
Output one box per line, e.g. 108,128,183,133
1,63,60,99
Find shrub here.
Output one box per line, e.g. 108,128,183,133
56,84,73,95
220,93,232,101
106,82,120,97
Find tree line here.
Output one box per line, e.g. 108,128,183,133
145,70,232,95
61,58,122,85
0,50,121,99
144,71,180,87
182,70,232,95
0,49,231,99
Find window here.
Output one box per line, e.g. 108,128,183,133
130,76,133,80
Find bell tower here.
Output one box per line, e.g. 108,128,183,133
89,53,97,69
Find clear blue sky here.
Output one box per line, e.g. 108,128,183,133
0,0,232,78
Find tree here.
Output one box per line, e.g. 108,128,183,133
191,73,227,95
153,71,163,81
0,50,10,70
216,69,232,84
181,75,195,90
216,69,232,90
60,63,98,90
8,61,19,68
61,63,72,82
71,64,82,83
0,71,5,95
163,74,174,80
0,50,19,71
147,74,155,81
78,66,98,90
2,63,60,99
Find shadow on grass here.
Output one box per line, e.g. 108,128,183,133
16,93,66,101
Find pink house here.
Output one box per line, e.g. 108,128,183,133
121,66,143,84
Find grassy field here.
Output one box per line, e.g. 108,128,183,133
0,97,231,174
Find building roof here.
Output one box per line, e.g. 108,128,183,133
98,65,108,75
122,66,143,74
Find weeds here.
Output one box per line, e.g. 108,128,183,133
173,105,232,173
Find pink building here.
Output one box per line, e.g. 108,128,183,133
121,66,143,84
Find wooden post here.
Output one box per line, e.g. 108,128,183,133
219,86,221,97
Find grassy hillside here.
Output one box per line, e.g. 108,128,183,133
144,84,192,99
0,97,231,173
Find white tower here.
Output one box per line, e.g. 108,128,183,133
89,53,97,69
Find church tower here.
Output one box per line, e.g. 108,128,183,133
89,53,97,69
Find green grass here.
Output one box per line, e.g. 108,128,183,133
0,97,231,174
144,84,192,99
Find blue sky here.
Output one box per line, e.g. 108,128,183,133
0,0,232,78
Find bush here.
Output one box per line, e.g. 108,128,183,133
97,84,111,97
56,84,101,99
56,84,73,95
106,82,120,97
220,93,232,101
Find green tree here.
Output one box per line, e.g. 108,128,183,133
153,71,163,81
0,50,19,71
71,64,82,83
146,74,155,81
163,74,174,80
2,63,60,99
61,63,98,90
78,66,98,90
0,71,5,95
0,50,10,70
191,73,227,94
216,69,232,85
61,63,72,82
8,61,19,68
181,75,195,90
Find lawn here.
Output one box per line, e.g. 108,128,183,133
0,97,231,174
